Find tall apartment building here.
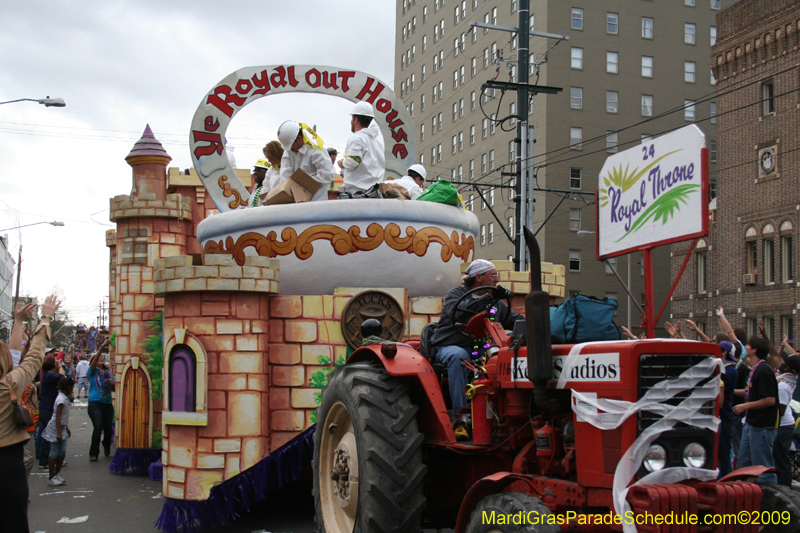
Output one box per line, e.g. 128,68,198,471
395,0,729,333
670,0,799,343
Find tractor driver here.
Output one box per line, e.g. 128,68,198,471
431,259,523,441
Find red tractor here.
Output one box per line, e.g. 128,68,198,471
312,231,800,532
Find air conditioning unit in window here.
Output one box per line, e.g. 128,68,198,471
743,273,756,285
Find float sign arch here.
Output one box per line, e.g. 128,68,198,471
190,65,418,212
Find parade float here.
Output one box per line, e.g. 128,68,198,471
103,64,567,531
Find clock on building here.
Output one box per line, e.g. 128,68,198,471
759,146,776,176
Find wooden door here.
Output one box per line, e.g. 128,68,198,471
121,367,150,448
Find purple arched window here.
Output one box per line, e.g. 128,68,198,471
169,345,196,412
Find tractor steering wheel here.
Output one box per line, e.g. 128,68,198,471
449,285,512,339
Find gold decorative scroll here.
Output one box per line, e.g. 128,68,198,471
218,175,245,209
203,223,475,265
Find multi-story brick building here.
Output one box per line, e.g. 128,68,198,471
670,0,799,343
396,0,730,333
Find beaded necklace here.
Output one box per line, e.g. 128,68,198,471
251,184,263,207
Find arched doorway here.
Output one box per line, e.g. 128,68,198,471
120,366,151,448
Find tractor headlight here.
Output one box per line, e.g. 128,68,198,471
642,444,667,472
682,442,706,468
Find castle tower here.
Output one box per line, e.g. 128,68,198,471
108,125,192,459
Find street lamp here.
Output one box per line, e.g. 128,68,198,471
0,96,66,108
0,221,66,307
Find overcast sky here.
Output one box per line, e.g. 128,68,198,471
0,0,396,326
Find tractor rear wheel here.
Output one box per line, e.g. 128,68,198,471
758,483,800,533
466,492,560,533
313,362,426,533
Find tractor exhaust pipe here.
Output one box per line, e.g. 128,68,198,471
523,227,553,413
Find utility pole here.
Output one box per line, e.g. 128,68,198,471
14,244,21,305
471,11,567,271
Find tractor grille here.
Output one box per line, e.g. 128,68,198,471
637,353,716,432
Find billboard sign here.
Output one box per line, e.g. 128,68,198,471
597,125,708,259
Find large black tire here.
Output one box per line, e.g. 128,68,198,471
466,492,560,533
759,483,800,533
313,362,426,533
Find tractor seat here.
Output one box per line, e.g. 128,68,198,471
419,322,448,377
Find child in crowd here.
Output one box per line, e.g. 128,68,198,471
42,376,73,486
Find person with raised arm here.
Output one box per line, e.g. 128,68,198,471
87,338,113,462
0,294,59,533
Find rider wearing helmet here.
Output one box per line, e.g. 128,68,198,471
389,164,427,200
431,259,523,441
277,120,335,202
338,101,385,195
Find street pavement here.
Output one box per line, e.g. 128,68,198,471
27,401,317,533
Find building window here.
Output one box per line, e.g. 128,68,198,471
782,235,794,282
470,125,475,144
471,57,476,77
483,47,489,68
571,8,583,30
454,38,460,57
480,225,486,245
710,27,716,46
438,111,442,130
764,317,775,344
684,100,695,121
421,93,425,111
571,87,583,109
452,135,457,155
458,131,463,151
685,23,696,44
764,238,775,284
571,47,583,70
482,153,487,173
508,217,514,238
508,140,514,162
686,0,695,5
569,249,581,271
420,124,424,141
607,13,618,34
437,143,442,162
570,127,582,149
453,101,458,121
570,168,581,189
697,252,707,293
458,164,463,181
763,81,775,115
642,56,653,78
746,240,757,277
489,149,495,169
605,256,617,275
711,0,720,9
410,73,415,90
569,209,581,231
432,115,437,131
469,160,474,179
606,91,618,113
642,17,653,39
641,94,653,116
606,131,618,153
607,51,619,74
685,61,696,83
783,316,794,342
468,194,474,211
489,187,495,206
410,102,414,117
488,222,494,243
490,114,496,134
421,64,426,82
710,141,716,163
482,118,488,138
471,91,476,110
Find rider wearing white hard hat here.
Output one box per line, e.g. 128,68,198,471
276,120,334,202
388,164,427,200
337,101,385,196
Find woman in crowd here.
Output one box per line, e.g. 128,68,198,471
88,338,113,461
0,294,59,533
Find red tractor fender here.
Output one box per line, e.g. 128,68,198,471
720,465,776,483
453,472,540,533
347,344,455,442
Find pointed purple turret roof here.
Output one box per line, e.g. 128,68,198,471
125,124,172,164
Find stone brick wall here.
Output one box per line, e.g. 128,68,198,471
671,1,799,341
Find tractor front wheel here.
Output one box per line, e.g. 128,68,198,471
466,492,560,533
313,362,426,533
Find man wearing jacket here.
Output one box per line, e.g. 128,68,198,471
431,259,524,441
338,101,385,195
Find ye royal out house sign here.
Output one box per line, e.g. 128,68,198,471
597,125,709,259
